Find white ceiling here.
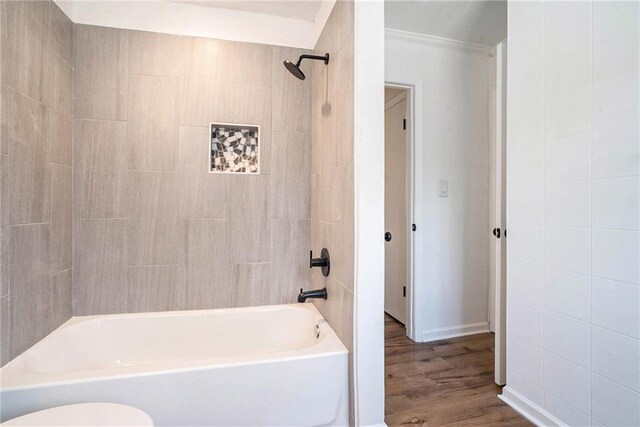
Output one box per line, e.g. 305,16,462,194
173,1,323,21
56,0,334,48
385,0,507,47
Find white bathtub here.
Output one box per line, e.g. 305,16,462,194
0,303,349,426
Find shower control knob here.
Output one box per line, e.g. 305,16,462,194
310,248,331,277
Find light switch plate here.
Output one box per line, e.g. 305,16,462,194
438,179,448,197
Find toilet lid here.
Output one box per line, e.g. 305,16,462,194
2,403,153,426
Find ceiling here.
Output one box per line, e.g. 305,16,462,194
56,0,334,49
173,0,323,21
385,0,507,47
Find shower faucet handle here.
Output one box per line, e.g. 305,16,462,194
309,248,330,277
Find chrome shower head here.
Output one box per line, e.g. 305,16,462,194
283,53,330,80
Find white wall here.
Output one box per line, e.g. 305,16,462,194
354,2,385,426
502,2,640,426
385,30,493,341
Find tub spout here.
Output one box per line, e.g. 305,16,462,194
297,287,328,303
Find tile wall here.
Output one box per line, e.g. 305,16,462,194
0,0,74,365
309,0,355,417
72,25,312,314
506,2,639,425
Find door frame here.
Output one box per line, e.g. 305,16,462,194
384,81,419,341
493,39,508,386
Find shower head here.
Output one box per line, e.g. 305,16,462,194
283,53,330,80
284,60,306,80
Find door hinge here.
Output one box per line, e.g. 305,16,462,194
403,118,406,130
403,286,406,297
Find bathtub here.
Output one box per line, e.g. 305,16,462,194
0,303,349,426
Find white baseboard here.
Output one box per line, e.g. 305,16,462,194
420,321,490,342
499,387,565,427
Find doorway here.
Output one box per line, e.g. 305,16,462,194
383,38,513,425
384,85,412,332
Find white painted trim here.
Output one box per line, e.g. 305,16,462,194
385,28,492,55
500,387,565,427
353,1,385,426
383,82,417,344
493,38,508,387
55,0,321,48
384,79,422,344
420,322,490,342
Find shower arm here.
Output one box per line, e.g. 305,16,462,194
296,53,330,66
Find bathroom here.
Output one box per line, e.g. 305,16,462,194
1,0,639,426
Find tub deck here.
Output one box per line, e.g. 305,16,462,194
0,304,349,426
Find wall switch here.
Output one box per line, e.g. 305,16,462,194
438,179,448,197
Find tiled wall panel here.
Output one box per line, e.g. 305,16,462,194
506,2,640,425
310,0,355,418
73,25,127,121
0,1,73,366
72,25,312,315
73,218,127,315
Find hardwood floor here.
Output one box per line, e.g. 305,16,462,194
384,314,532,426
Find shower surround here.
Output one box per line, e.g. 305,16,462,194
1,5,358,401
0,4,318,366
1,0,74,365
72,26,313,316
309,0,355,417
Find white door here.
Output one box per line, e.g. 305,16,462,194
384,97,408,324
492,40,507,386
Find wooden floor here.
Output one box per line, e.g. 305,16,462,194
384,314,531,426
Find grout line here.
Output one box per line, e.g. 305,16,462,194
545,389,591,419
8,222,51,227
508,259,640,287
540,0,546,399
127,72,180,80
126,169,177,173
73,217,128,220
51,49,73,70
50,161,71,169
590,371,640,396
6,85,47,107
127,264,178,268
590,322,640,343
589,2,594,415
512,117,640,147
509,221,640,233
51,268,72,277
591,64,640,83
73,117,127,123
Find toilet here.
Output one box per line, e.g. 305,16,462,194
1,403,153,426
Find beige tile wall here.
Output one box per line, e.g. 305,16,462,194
309,0,355,416
0,1,74,365
72,25,313,315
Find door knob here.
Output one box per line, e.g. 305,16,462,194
384,232,392,242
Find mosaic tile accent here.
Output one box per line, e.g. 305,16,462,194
210,123,260,173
